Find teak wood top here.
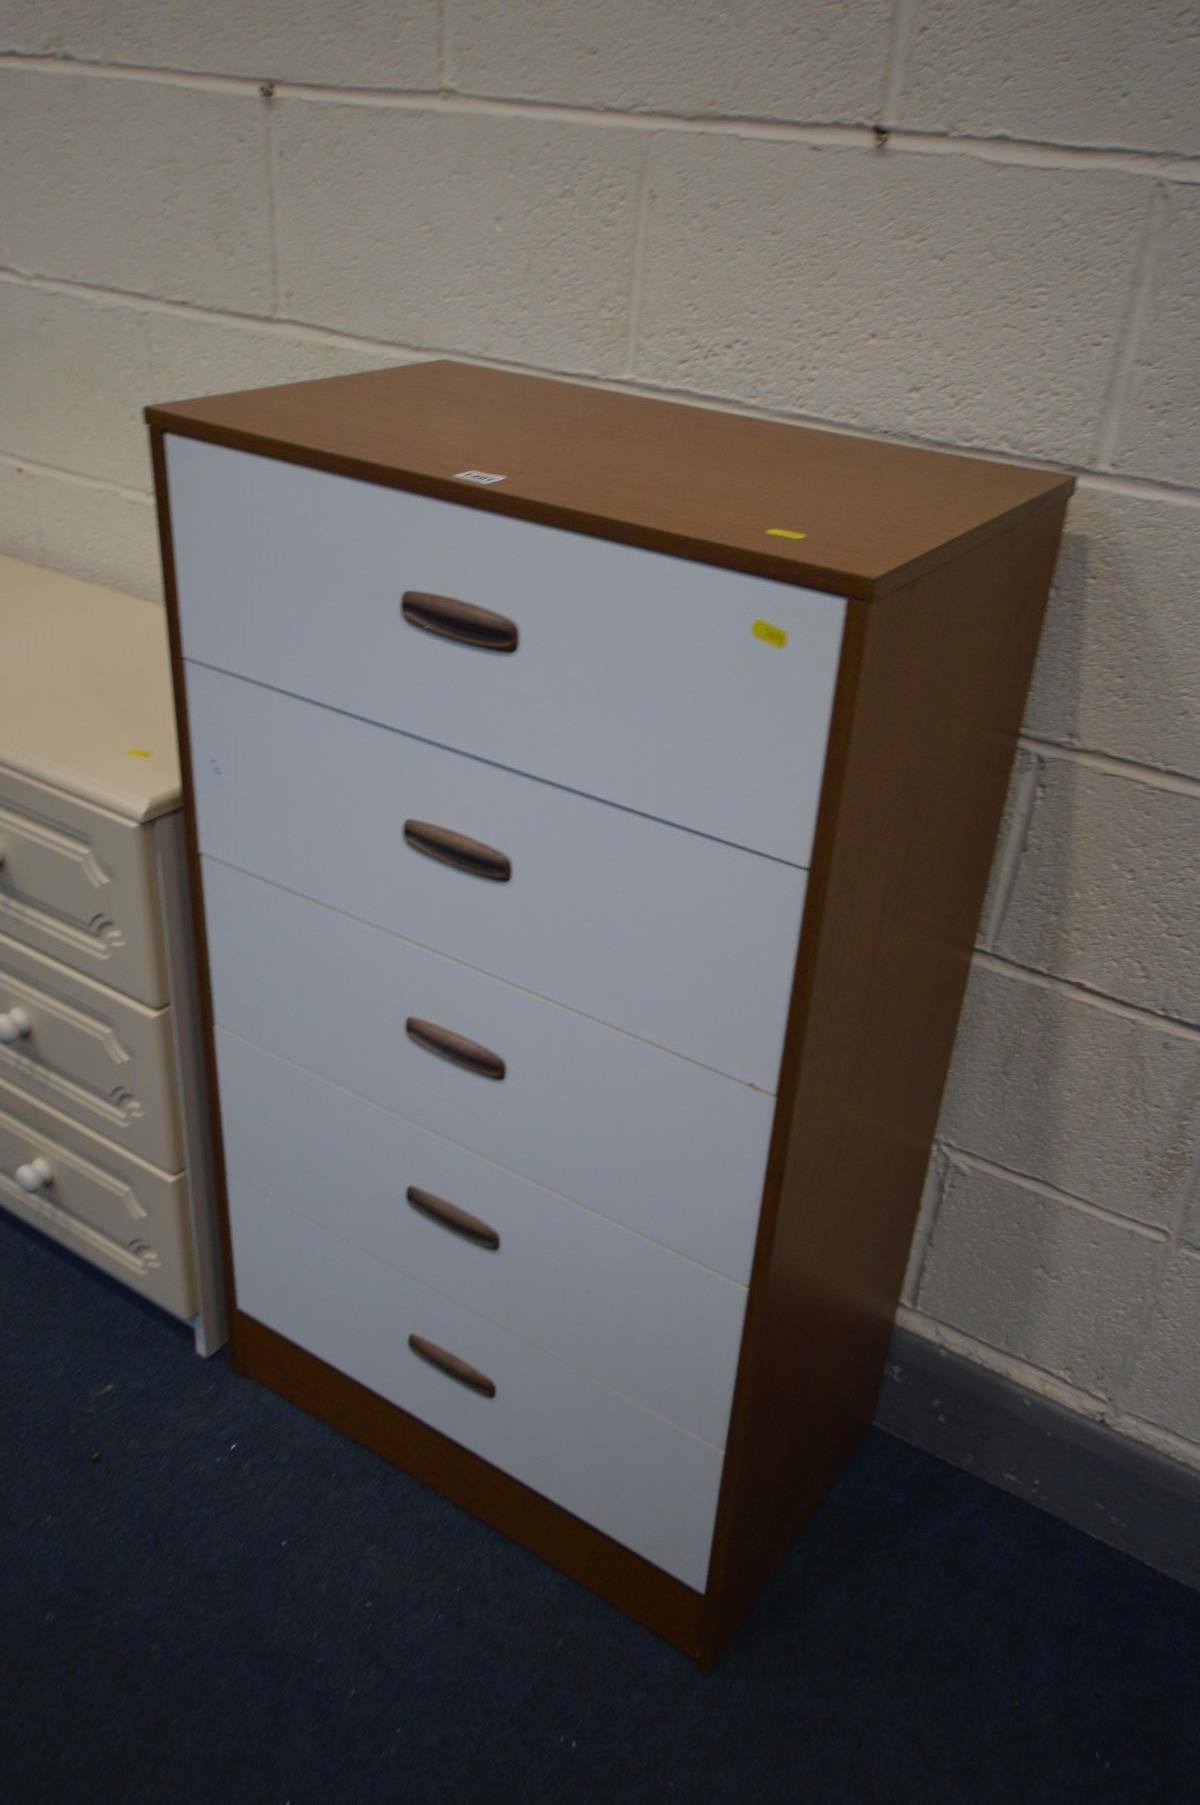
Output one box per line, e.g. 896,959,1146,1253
146,361,1072,601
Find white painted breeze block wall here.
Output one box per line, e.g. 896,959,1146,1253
2,2,1197,1473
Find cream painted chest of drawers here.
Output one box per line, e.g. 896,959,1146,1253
148,361,1072,1661
0,557,225,1353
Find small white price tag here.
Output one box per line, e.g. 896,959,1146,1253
453,470,506,485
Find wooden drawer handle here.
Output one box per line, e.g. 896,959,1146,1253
401,591,519,653
405,1017,506,1081
403,820,512,883
408,1334,497,1398
407,1185,501,1250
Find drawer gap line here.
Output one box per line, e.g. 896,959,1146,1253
182,657,813,875
236,1177,731,1454
201,856,782,1095
213,1025,752,1289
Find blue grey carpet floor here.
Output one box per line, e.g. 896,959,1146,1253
2,1205,1198,1805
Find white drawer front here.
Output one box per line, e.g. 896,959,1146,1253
0,1082,195,1318
0,766,168,1006
232,1180,723,1587
217,1028,746,1447
188,664,803,1090
167,436,845,867
204,859,773,1284
0,932,183,1171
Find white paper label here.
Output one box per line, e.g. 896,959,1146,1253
453,469,506,485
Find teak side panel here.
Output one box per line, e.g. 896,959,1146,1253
700,496,1069,1660
237,1312,706,1656
146,360,1071,601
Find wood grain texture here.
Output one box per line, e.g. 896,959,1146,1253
698,493,1070,1662
237,1311,706,1656
146,360,1071,601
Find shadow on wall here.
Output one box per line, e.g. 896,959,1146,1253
1031,496,1199,780
1006,516,1198,1026
928,502,1200,1400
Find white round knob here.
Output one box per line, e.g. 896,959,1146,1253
0,1006,32,1044
15,1156,53,1193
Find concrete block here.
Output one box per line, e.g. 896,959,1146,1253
0,284,152,490
1116,191,1200,489
274,102,643,371
0,461,46,566
1120,1250,1200,1444
0,286,402,497
939,962,1200,1230
1025,487,1200,781
0,71,272,312
996,760,1200,1021
38,479,161,601
898,0,1200,157
635,137,1143,462
450,0,889,123
0,0,441,90
144,315,398,414
1,465,163,601
918,1160,1162,1396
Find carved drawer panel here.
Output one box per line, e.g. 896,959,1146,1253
0,766,168,1007
0,931,182,1172
0,1081,195,1319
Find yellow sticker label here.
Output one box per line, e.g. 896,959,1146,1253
766,527,807,541
752,620,788,649
127,747,152,758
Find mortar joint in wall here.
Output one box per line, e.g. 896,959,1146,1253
879,0,919,130
5,264,1200,514
6,52,1200,181
258,93,283,317
623,135,656,379
972,952,1200,1043
1107,1152,1200,1415
939,1143,1172,1240
0,449,153,504
1093,182,1171,470
1018,736,1200,802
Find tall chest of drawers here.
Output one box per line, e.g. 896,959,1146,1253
148,361,1072,1661
0,557,225,1353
